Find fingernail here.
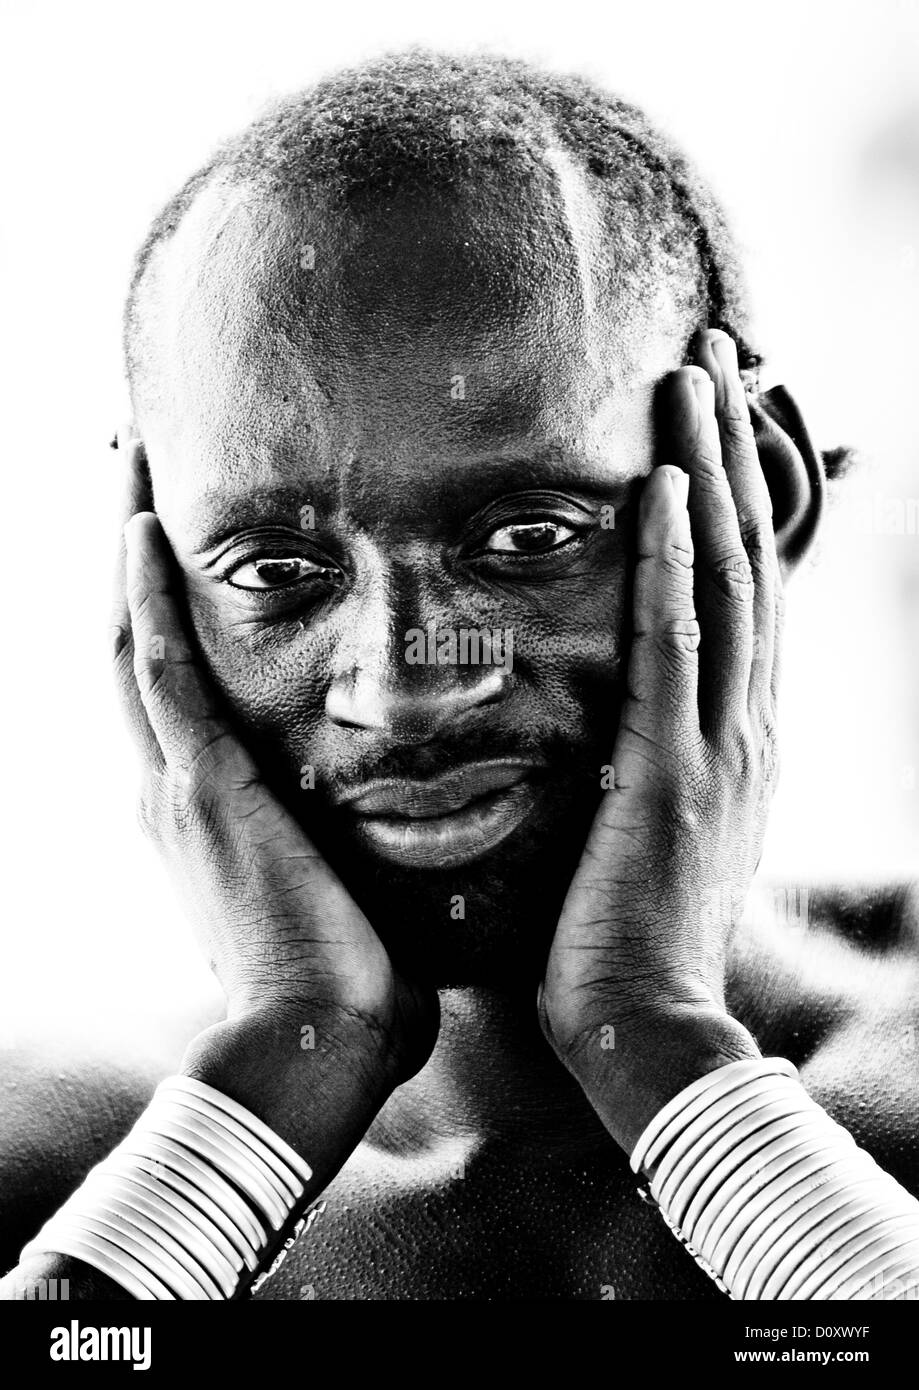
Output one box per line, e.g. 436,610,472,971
692,373,715,413
669,470,690,508
710,332,739,378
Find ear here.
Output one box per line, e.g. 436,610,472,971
747,385,825,580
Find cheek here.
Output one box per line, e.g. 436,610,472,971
514,570,627,669
183,587,332,757
506,557,629,737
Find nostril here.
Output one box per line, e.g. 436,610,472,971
325,671,381,730
325,662,511,736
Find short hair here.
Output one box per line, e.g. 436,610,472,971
139,47,864,516
125,50,765,389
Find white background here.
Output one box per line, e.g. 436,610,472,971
1,0,917,1043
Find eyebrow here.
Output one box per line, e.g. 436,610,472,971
186,486,316,553
184,447,641,553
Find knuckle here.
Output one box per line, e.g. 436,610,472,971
773,584,787,626
737,520,769,567
714,721,757,782
163,752,228,836
720,405,757,452
114,641,138,697
664,539,694,574
111,624,131,665
129,590,158,637
136,783,164,844
663,785,705,839
133,654,168,703
651,781,711,861
138,766,213,846
654,617,701,660
711,549,755,600
654,545,695,597
758,707,781,788
692,445,726,482
739,523,780,590
164,762,193,807
164,763,205,823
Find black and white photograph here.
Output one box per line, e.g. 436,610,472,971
1,0,918,1361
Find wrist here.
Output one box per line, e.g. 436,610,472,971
560,1004,761,1157
179,1005,397,1191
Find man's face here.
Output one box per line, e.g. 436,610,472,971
139,159,691,984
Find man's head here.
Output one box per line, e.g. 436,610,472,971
123,50,820,986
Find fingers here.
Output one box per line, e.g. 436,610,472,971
111,428,153,634
624,464,700,757
112,434,256,799
660,366,755,738
692,331,781,711
124,512,255,793
111,429,160,765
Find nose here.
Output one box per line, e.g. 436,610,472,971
324,567,512,743
327,663,509,741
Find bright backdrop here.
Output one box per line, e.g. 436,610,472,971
1,0,917,1039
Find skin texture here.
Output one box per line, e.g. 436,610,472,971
2,158,919,1302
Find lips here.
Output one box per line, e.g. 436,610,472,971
337,759,542,869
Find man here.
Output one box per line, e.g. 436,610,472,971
2,49,918,1300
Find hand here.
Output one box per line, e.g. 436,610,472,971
111,433,438,1155
539,330,780,1153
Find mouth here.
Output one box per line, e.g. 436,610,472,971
337,759,543,870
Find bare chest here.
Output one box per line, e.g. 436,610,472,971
251,1151,724,1302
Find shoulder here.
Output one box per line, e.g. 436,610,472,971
728,877,919,1189
728,877,919,1026
801,880,919,953
0,1019,195,1273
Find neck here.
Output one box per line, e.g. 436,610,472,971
366,986,615,1166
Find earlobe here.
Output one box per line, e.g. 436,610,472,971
748,384,826,577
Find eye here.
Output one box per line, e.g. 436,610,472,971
482,520,578,555
227,555,332,591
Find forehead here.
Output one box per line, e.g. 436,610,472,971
138,156,688,531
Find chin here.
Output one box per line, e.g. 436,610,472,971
321,795,598,989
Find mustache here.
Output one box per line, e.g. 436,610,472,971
318,729,603,799
240,675,627,811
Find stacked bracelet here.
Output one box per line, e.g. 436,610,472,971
632,1057,919,1300
21,1076,313,1300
